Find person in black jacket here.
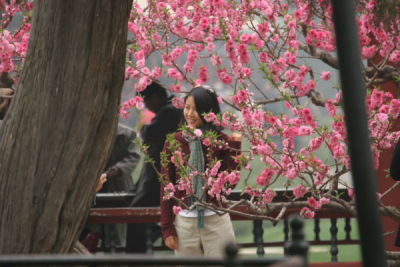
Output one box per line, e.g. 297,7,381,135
390,140,400,180
101,124,140,193
81,123,140,252
126,81,182,253
390,138,400,247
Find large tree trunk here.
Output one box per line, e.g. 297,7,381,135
0,0,133,253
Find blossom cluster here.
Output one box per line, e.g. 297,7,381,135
5,0,400,220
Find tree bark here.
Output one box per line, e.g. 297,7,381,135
0,0,133,253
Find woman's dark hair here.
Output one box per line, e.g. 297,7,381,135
184,86,222,131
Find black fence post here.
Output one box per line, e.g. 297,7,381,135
331,1,387,266
253,220,265,256
224,243,239,267
145,224,153,254
284,215,308,266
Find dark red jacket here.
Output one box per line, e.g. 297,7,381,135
160,131,241,239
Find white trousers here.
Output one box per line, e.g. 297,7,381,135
174,213,236,257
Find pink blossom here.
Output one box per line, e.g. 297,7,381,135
164,183,176,200
238,44,250,64
259,52,269,63
256,168,274,186
300,207,315,219
170,84,182,93
321,71,332,81
389,50,400,63
173,206,182,215
119,96,144,118
232,89,250,105
309,137,324,151
319,197,330,206
203,138,211,146
227,171,240,185
199,17,210,30
204,112,220,125
240,33,253,44
361,45,376,59
196,65,208,85
348,188,355,200
284,168,297,180
217,69,233,84
172,97,185,109
308,197,320,209
211,54,222,66
298,126,313,136
241,67,252,78
167,68,184,80
194,129,203,137
262,190,276,203
293,185,308,199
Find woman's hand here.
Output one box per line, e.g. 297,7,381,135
96,173,107,192
229,132,242,142
165,236,178,250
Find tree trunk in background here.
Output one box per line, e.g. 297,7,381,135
0,0,133,253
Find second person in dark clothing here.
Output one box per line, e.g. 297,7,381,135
126,81,182,253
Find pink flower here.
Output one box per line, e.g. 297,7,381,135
240,33,253,44
170,84,182,93
196,65,208,85
199,17,210,30
232,89,250,105
173,206,182,215
203,138,211,146
167,68,184,80
298,126,313,136
217,69,233,84
194,129,203,137
227,171,240,185
259,52,269,63
259,168,276,186
319,197,330,206
321,71,332,81
262,190,276,203
151,67,162,79
300,207,315,219
164,183,176,200
172,97,185,109
211,54,222,66
309,137,324,151
293,185,308,199
307,196,320,209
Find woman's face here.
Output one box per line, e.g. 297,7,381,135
184,96,203,128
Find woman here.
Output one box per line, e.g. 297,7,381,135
160,86,241,257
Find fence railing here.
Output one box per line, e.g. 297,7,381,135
88,189,359,262
0,216,308,267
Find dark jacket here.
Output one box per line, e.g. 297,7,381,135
160,131,241,239
390,139,400,180
101,124,140,192
389,138,400,247
130,103,182,207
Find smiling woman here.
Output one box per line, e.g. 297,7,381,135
184,96,202,128
160,86,242,257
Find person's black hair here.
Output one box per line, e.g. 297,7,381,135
184,86,222,132
137,81,167,100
